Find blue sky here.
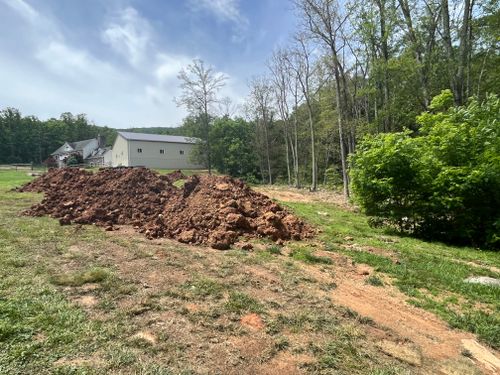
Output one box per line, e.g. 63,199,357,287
0,0,296,128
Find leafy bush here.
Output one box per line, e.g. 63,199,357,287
351,91,500,248
65,153,83,166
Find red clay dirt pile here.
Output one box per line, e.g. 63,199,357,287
19,168,313,249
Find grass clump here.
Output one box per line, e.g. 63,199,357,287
366,275,384,287
50,267,110,287
183,277,225,298
267,245,282,255
172,179,186,189
225,292,264,314
289,247,333,265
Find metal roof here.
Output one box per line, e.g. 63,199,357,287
118,131,198,144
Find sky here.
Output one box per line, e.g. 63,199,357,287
0,0,296,128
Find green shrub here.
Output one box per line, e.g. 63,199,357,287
351,92,500,248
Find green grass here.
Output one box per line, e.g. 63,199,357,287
267,245,282,255
0,169,497,373
365,275,384,287
286,201,500,349
289,246,333,264
182,277,225,298
50,267,111,287
224,292,264,314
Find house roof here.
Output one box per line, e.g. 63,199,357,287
71,138,96,151
51,138,96,155
118,131,197,144
87,147,111,159
51,142,74,155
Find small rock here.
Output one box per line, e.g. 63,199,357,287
344,236,354,241
464,276,500,287
178,229,195,244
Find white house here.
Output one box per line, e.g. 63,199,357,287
112,131,203,169
51,136,111,167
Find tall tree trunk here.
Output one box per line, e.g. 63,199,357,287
284,122,291,185
263,115,272,185
305,98,317,191
376,0,391,130
293,111,300,188
334,72,349,198
457,0,473,104
441,0,459,102
399,0,432,108
203,105,212,175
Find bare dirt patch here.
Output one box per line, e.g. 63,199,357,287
73,295,98,308
329,263,498,374
240,313,265,330
254,185,353,210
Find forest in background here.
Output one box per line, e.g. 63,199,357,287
1,0,498,187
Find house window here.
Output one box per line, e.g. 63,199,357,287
160,149,165,154
137,148,142,153
179,150,184,155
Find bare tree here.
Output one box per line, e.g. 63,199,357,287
286,34,319,191
295,0,351,197
268,48,299,187
176,59,226,174
247,76,274,184
441,0,474,105
217,96,238,118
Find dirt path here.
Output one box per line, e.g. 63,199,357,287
290,248,500,374
261,187,500,374
332,271,499,374
255,185,353,210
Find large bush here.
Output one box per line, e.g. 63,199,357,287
351,91,500,248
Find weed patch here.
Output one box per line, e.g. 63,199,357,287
225,292,264,314
50,267,110,287
366,275,384,287
289,247,333,265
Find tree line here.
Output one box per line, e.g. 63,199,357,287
175,0,498,197
0,109,117,164
172,0,499,247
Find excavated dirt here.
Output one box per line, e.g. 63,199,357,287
19,168,313,249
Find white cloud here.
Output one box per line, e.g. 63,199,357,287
188,0,248,42
189,0,246,24
2,0,38,24
35,41,118,82
2,0,61,41
155,53,192,83
102,6,152,67
145,53,193,105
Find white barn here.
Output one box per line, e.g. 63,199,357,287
112,131,203,169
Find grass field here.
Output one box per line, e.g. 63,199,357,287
0,170,498,374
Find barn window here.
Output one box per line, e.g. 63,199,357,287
160,149,165,154
137,148,142,153
179,150,184,155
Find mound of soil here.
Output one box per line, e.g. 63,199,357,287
19,168,314,249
